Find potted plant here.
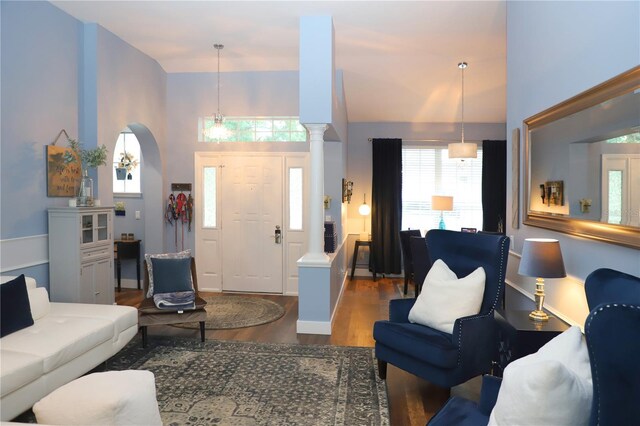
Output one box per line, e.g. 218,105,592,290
64,138,108,206
115,151,139,180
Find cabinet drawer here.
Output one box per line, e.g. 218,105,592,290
81,246,112,262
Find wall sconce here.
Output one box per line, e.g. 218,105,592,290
342,179,353,203
324,195,331,209
579,198,592,213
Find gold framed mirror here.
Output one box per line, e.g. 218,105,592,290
523,66,640,249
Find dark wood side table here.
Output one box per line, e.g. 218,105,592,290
114,239,141,291
350,240,377,281
494,309,570,375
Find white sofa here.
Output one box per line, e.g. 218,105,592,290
0,276,138,421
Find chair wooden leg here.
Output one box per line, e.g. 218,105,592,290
116,260,121,292
199,321,205,342
136,259,141,290
378,359,387,380
141,326,148,348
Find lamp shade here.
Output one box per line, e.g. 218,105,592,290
448,142,477,159
432,195,453,211
518,238,566,278
359,203,371,216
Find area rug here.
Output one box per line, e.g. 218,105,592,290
171,296,285,330
106,337,389,425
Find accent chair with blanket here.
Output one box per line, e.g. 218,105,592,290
138,252,207,347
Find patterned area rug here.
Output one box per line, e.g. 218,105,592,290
107,337,389,425
172,296,285,330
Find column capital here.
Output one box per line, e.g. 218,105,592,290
304,123,328,138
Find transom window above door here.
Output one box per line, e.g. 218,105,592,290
198,117,307,143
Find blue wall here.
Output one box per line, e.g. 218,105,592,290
0,1,167,286
506,0,640,324
1,1,80,239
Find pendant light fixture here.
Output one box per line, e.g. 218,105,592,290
206,43,229,141
448,61,477,159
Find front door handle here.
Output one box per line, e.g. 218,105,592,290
274,225,282,244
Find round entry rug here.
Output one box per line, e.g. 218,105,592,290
171,296,285,330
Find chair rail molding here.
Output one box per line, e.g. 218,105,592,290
0,234,49,273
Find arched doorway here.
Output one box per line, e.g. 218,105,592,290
110,123,163,289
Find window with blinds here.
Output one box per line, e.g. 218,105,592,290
402,145,483,232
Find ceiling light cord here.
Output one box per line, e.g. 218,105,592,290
214,43,224,119
459,61,467,144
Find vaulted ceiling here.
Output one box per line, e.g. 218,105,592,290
52,1,506,124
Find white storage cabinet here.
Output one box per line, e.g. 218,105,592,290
48,207,114,304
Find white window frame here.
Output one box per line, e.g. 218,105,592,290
401,144,484,232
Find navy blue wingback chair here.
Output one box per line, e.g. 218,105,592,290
373,230,510,388
428,268,640,426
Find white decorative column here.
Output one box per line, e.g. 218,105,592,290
300,123,330,264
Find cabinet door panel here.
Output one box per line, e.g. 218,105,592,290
80,263,96,303
94,258,113,304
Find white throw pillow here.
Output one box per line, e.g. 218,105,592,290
408,259,486,334
27,287,51,321
488,326,592,426
144,249,191,297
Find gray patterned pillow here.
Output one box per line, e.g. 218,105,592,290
144,249,191,297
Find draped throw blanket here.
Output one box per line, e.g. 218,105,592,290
482,140,507,233
371,138,403,275
153,291,196,310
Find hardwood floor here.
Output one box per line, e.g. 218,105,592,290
116,276,480,426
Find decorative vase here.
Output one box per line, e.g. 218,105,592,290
77,169,94,207
116,167,127,180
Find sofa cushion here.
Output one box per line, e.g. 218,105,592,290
0,315,113,373
1,275,37,289
28,287,51,321
49,303,137,341
0,350,45,397
150,256,193,294
373,320,458,368
1,275,34,338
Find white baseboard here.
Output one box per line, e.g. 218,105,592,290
296,320,332,335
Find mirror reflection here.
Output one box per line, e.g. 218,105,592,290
525,66,640,248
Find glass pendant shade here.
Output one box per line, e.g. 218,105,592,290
359,203,371,216
205,43,229,142
206,113,229,140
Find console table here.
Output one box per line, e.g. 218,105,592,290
494,309,570,375
114,239,141,291
350,240,377,281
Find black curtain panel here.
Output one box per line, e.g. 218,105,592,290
482,139,507,233
371,138,402,275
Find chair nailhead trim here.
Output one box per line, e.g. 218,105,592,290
585,303,640,424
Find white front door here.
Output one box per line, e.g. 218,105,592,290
221,155,283,293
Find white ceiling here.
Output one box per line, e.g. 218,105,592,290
51,1,507,124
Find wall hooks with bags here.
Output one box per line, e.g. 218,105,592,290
166,183,193,251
